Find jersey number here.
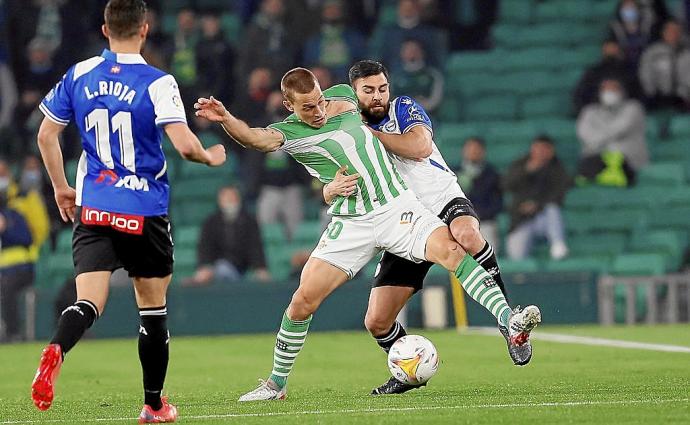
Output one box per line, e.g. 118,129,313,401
85,109,135,172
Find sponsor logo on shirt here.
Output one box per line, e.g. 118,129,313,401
400,211,414,224
115,175,150,192
81,207,144,235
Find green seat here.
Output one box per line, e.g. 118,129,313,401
436,123,483,147
48,252,73,276
662,187,690,207
261,222,287,245
587,209,649,233
648,206,690,232
597,187,657,210
544,256,610,273
670,116,690,137
520,93,570,119
637,162,685,187
536,118,576,141
534,0,595,22
56,229,73,253
293,220,324,243
485,142,528,170
463,95,518,121
611,253,666,276
170,200,216,227
266,244,295,280
172,177,223,202
220,13,242,44
65,159,79,187
501,47,563,72
629,229,686,266
498,0,533,23
652,138,690,161
496,257,540,274
174,225,200,247
567,233,627,257
486,121,538,145
435,97,462,122
446,50,504,74
173,246,196,278
564,186,613,211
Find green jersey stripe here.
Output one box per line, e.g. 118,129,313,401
369,130,400,199
352,128,387,207
318,138,373,214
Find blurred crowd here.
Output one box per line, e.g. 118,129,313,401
1,0,690,340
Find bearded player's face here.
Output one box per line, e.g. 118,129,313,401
353,73,390,123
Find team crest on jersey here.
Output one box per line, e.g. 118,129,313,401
384,120,396,132
172,94,182,108
110,65,121,74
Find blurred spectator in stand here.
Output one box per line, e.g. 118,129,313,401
0,160,34,342
437,0,498,51
576,79,647,187
142,8,173,70
608,0,654,69
232,67,273,127
573,40,642,114
504,135,571,261
639,20,690,110
369,0,448,71
185,186,270,286
196,10,235,102
310,66,335,88
238,0,297,86
391,39,444,114
456,137,503,252
303,0,366,82
171,7,200,120
0,54,17,133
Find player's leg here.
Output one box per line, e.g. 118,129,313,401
365,287,414,352
240,217,377,401
132,275,177,422
450,215,508,300
239,257,350,401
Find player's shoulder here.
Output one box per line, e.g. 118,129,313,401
65,56,106,83
393,95,424,113
323,84,357,104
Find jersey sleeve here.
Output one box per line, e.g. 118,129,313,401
39,69,74,125
395,96,433,135
148,74,187,126
323,84,358,107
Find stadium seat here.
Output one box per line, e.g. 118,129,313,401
486,120,539,145
496,257,540,274
662,186,690,207
611,253,667,276
462,95,518,121
670,116,690,137
170,200,216,227
543,256,610,273
220,13,242,45
293,220,324,243
534,0,596,22
261,222,287,245
174,225,200,247
637,162,686,187
435,98,462,123
648,206,690,232
173,246,196,278
498,0,533,24
628,230,685,270
567,233,627,258
172,176,224,202
520,93,570,119
652,138,690,161
446,50,505,74
55,229,73,253
436,123,484,147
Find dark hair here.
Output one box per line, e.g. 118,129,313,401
464,136,486,148
281,67,318,101
104,0,147,39
533,133,555,145
348,60,390,85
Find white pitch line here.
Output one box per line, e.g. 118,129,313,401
2,398,688,424
466,327,690,354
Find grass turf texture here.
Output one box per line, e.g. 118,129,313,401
1,325,688,424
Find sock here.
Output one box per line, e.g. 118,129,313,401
50,299,99,356
454,254,511,327
473,242,508,302
269,311,312,389
374,321,407,353
138,306,170,411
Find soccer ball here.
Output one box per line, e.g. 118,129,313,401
387,335,439,385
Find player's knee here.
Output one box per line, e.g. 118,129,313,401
452,224,484,252
364,312,392,337
289,290,319,320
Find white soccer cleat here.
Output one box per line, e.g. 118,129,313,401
238,379,287,402
507,305,541,347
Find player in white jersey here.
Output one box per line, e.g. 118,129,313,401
194,68,540,401
323,61,533,394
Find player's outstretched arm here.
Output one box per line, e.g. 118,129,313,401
371,126,433,160
164,123,226,166
194,96,284,152
36,117,76,222
322,165,359,204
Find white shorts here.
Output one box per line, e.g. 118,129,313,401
311,191,446,278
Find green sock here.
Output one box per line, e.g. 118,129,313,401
269,311,312,389
455,254,511,327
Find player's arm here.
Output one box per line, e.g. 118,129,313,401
36,117,76,222
322,165,360,204
164,123,226,166
370,125,433,160
194,96,284,152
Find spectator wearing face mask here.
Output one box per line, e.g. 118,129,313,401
391,39,444,113
576,79,648,186
639,20,690,110
0,159,34,342
573,40,643,114
608,0,655,69
185,186,271,286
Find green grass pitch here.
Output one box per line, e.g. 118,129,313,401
1,325,689,424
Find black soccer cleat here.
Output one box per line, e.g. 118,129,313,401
499,323,533,366
371,376,426,395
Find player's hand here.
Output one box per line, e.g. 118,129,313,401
206,144,227,167
327,165,360,197
55,186,77,222
194,96,228,123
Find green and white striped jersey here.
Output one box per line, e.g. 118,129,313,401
269,84,407,216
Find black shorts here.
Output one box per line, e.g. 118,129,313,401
72,207,174,278
373,197,479,292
